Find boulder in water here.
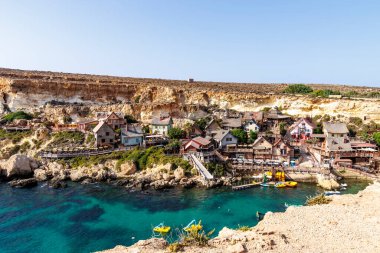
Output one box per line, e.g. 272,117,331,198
49,178,68,189
9,178,38,188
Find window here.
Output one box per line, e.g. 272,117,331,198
281,149,286,155
110,139,113,143
106,132,109,136
101,139,105,143
226,137,232,142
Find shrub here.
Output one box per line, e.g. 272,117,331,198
2,111,33,122
248,130,257,143
372,132,380,146
165,139,181,154
349,117,363,126
179,223,215,247
19,141,31,153
305,194,332,206
237,225,251,232
167,242,183,252
85,133,95,144
134,95,141,103
231,129,247,143
49,131,85,148
168,127,185,140
0,129,32,143
283,84,313,94
1,145,21,159
115,147,191,171
206,163,226,177
279,122,287,136
311,89,341,98
194,117,210,131
124,115,138,123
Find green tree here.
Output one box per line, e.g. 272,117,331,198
124,114,138,123
231,129,247,143
142,125,150,133
168,127,185,139
372,132,380,146
165,139,181,154
283,84,313,94
349,117,363,126
248,130,257,143
279,122,287,136
194,118,209,131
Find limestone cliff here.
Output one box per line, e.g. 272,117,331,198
1,68,379,123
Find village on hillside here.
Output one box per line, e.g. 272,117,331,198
2,104,379,186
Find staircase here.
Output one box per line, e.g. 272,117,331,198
189,154,214,180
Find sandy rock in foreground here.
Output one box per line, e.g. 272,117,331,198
98,182,380,253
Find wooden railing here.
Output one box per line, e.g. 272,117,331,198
39,147,131,159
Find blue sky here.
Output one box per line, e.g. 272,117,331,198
0,0,379,86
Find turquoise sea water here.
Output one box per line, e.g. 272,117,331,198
0,180,369,253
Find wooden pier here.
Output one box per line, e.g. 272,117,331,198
232,181,261,191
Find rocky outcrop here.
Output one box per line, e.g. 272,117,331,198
0,155,37,178
48,178,67,189
118,161,137,177
317,174,340,190
98,182,380,253
34,169,48,181
9,178,38,188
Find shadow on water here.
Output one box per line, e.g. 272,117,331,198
69,205,105,223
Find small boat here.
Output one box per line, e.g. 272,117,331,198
275,182,286,188
340,187,347,191
153,223,171,234
260,182,275,187
324,191,341,196
183,220,202,232
284,181,298,188
340,183,347,187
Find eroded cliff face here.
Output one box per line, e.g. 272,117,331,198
1,68,379,123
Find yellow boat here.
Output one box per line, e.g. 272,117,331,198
184,220,202,232
153,223,171,234
275,182,286,188
284,181,298,187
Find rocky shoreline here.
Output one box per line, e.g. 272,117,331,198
0,154,372,192
0,154,236,191
99,181,380,253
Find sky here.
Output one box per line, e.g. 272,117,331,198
0,0,379,86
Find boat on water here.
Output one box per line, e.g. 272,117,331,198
275,181,297,188
324,191,341,196
260,182,276,187
153,223,171,234
284,181,298,188
340,183,348,187
183,220,202,232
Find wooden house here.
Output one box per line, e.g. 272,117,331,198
93,121,117,147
